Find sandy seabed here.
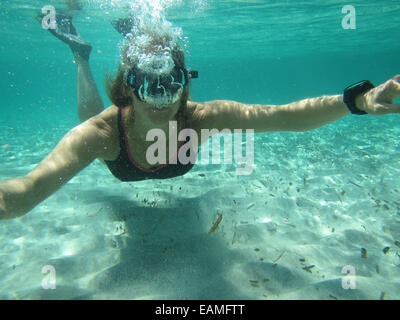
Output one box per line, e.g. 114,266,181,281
0,116,400,300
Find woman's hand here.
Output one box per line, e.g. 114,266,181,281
0,178,35,220
0,117,111,220
357,75,400,115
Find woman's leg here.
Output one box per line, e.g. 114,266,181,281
73,50,105,122
39,13,104,122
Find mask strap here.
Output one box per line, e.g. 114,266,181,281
188,70,198,79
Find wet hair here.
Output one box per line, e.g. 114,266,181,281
105,44,190,121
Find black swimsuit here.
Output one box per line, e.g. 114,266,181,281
104,107,196,182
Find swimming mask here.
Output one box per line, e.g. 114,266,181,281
124,64,189,109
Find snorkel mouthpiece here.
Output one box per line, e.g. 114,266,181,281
138,86,184,110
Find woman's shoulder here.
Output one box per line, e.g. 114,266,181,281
187,100,201,110
87,105,120,133
85,105,121,160
185,100,207,129
96,105,119,124
185,100,204,119
186,100,212,116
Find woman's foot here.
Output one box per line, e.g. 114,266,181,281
37,13,92,61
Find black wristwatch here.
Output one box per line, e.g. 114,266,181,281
343,80,375,115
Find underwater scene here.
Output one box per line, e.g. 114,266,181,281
0,0,400,300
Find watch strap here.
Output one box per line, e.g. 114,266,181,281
343,80,375,115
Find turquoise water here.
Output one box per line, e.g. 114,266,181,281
1,0,399,125
1,0,400,300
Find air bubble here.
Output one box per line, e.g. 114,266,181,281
89,1,186,75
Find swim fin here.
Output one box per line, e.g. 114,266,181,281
37,13,92,60
66,0,83,11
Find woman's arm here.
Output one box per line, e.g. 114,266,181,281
0,117,113,220
190,76,400,132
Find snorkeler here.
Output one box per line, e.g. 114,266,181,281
1,11,400,219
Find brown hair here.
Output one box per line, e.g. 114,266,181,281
105,45,190,121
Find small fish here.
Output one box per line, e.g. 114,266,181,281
361,248,368,259
208,213,223,234
349,181,363,188
247,203,255,210
383,247,390,254
273,251,286,264
259,180,268,188
302,265,315,273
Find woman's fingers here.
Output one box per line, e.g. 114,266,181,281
363,76,400,115
382,78,400,101
371,77,400,112
378,102,400,114
392,74,400,83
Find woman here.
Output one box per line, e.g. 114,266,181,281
0,14,399,220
